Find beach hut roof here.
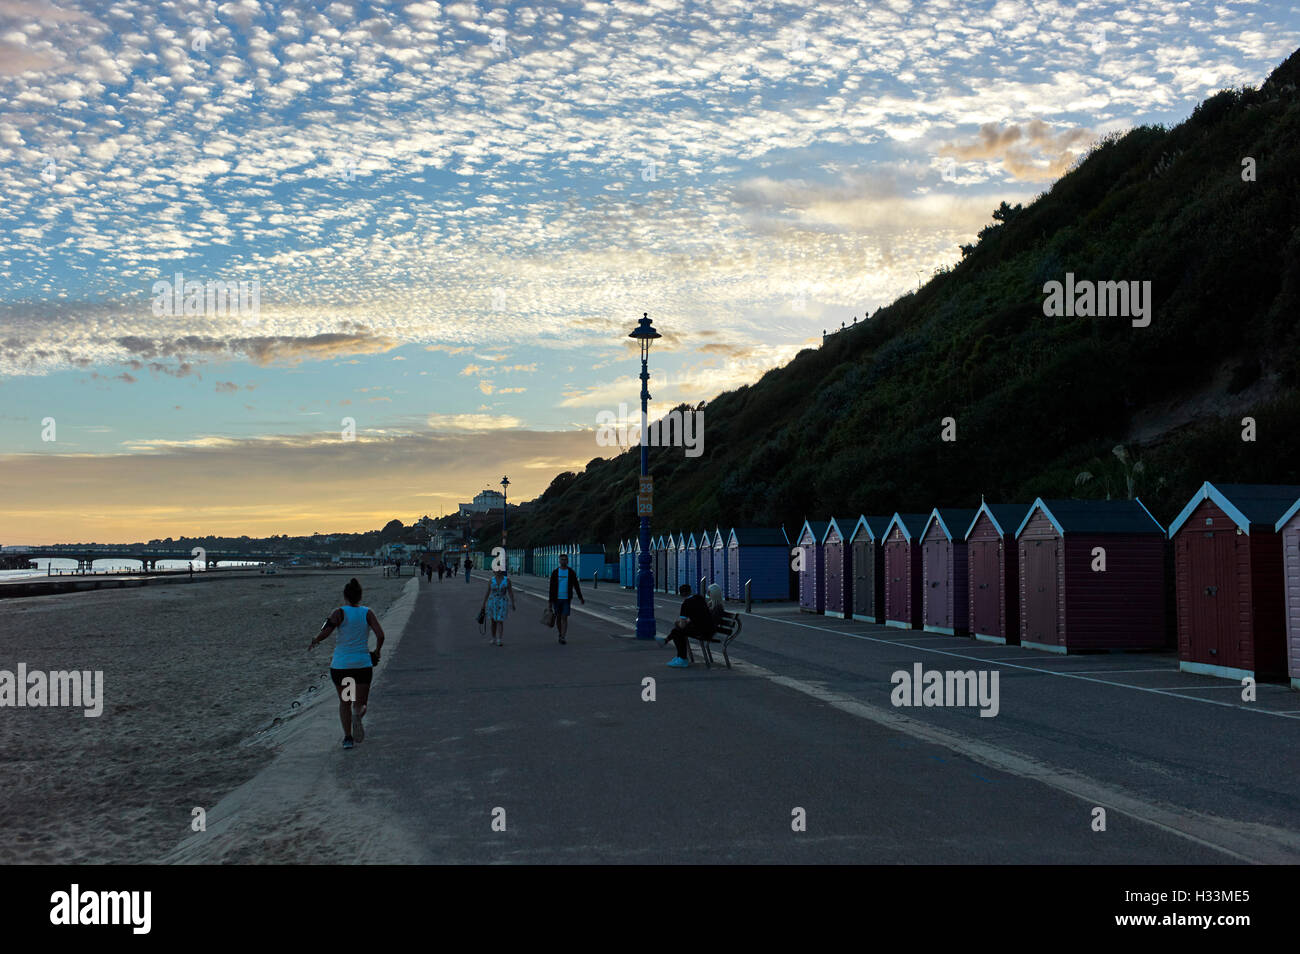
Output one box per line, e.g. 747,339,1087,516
884,512,930,541
820,516,857,544
922,507,980,542
1015,498,1164,538
797,519,829,545
729,527,789,546
712,528,726,547
687,532,697,548
849,514,891,543
1165,482,1300,536
964,502,1031,540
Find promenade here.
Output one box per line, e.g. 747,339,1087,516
166,571,1300,864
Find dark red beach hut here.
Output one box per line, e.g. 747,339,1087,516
849,515,890,622
920,508,978,636
797,519,828,613
1277,495,1300,690
821,517,856,619
1015,498,1166,653
884,513,928,629
1168,483,1300,681
965,502,1030,644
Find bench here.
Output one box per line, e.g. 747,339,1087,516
688,610,742,669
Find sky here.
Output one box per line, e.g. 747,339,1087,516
1,0,1297,543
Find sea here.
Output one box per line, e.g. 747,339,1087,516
0,558,263,581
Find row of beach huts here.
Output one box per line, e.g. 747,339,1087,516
606,483,1300,689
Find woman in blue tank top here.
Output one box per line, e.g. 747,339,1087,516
308,577,387,750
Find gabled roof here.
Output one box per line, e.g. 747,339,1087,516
677,531,688,546
687,532,697,548
729,526,789,547
1015,498,1164,537
849,514,891,543
921,507,980,542
1166,482,1300,536
797,519,829,545
698,530,712,547
820,516,857,545
965,502,1031,540
885,512,930,541
712,528,726,547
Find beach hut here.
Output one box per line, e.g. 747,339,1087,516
1015,498,1166,653
618,540,628,587
697,529,713,589
653,536,666,593
626,538,636,587
920,508,978,636
711,528,729,594
796,519,829,613
965,503,1030,644
1275,493,1300,689
680,532,692,591
849,515,890,622
728,527,790,601
1166,483,1300,681
821,517,857,619
884,514,928,628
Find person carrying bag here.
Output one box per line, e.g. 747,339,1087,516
547,554,584,645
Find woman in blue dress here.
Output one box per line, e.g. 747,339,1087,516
481,567,516,646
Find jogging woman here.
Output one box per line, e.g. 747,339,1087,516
309,577,386,750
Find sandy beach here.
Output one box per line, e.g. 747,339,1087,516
0,569,411,864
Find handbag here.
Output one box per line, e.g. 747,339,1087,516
476,607,486,625
541,605,555,628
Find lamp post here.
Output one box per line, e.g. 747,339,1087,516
500,475,509,567
628,312,661,640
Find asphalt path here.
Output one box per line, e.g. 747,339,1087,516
325,573,1300,863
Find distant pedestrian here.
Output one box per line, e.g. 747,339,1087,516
438,561,446,581
661,583,713,668
481,568,516,647
464,557,473,583
548,553,584,645
309,577,386,749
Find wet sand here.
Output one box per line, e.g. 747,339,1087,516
0,569,411,864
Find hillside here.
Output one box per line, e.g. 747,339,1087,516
505,48,1300,549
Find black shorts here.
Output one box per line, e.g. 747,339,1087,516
330,667,373,689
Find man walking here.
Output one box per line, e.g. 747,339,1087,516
464,556,473,582
548,553,585,645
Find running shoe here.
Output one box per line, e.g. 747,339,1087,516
558,635,566,644
667,657,690,668
342,737,354,749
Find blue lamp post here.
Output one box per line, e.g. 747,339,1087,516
629,313,661,640
500,475,509,566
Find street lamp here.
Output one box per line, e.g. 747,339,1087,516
500,475,510,564
628,312,661,640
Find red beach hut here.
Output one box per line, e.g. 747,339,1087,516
1015,498,1166,653
821,516,857,619
920,508,978,636
849,515,890,623
1168,483,1300,681
965,502,1030,644
884,513,928,629
797,519,829,613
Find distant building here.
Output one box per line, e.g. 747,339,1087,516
459,489,506,515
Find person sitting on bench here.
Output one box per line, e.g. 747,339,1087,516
662,583,713,668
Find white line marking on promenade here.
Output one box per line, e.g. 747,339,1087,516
729,656,1300,864
747,613,1300,720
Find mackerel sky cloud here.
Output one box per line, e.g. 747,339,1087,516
1,0,1297,539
